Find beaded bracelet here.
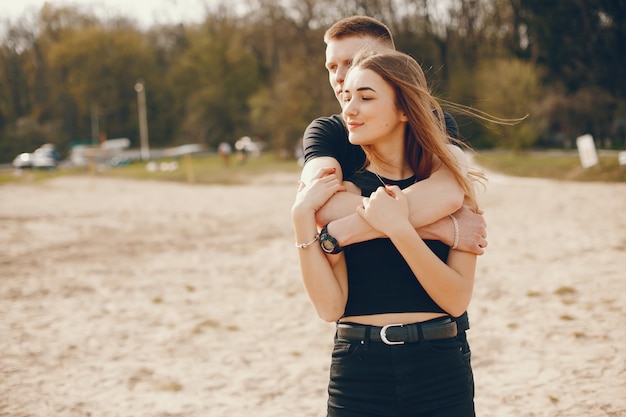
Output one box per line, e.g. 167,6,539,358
448,214,459,250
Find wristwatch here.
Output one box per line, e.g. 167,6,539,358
319,224,344,254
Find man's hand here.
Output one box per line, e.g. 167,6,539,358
453,205,488,255
418,205,487,255
293,167,346,214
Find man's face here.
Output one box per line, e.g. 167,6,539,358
325,36,384,104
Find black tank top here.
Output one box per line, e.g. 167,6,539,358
342,170,449,317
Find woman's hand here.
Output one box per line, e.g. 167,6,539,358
356,185,411,236
293,167,346,215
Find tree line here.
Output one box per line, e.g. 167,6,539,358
0,0,624,163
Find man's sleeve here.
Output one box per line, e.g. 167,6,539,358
444,111,460,140
302,115,343,165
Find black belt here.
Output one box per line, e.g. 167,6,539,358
455,311,470,332
336,318,458,346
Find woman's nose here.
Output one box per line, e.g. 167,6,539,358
342,98,356,115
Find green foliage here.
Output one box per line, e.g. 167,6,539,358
533,87,619,149
249,58,327,155
512,0,626,148
46,26,155,141
1,0,625,164
516,0,626,97
474,58,541,150
169,23,261,147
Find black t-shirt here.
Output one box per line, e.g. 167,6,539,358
342,170,448,317
302,111,459,178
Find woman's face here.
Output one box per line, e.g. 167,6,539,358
342,67,407,147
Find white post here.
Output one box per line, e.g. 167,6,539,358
576,134,598,168
135,80,150,161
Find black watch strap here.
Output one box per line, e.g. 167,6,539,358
319,224,343,254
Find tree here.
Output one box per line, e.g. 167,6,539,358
243,0,335,153
474,58,540,150
46,26,156,144
169,19,261,147
510,0,626,146
514,0,626,98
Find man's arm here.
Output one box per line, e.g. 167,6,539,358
324,160,463,246
300,156,343,187
307,147,486,254
314,151,464,228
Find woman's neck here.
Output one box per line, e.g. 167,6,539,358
365,140,412,180
367,160,413,181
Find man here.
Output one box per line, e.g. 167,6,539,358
298,16,486,392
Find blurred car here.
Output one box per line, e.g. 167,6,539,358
12,152,34,169
13,144,61,170
32,145,60,169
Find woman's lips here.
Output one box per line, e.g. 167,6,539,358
346,121,363,130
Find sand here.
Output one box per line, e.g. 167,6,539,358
1,169,625,417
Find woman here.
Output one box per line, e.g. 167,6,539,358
291,49,484,417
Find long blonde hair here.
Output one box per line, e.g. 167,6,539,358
350,49,484,209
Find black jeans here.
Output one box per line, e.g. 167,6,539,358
457,329,475,398
327,325,475,417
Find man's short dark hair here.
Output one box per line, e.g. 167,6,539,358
324,16,395,49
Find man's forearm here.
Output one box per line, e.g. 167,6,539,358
327,212,382,247
327,207,456,248
314,148,467,247
318,178,462,229
316,190,387,246
402,154,465,229
319,183,462,247
315,190,363,227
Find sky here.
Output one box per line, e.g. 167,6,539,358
0,0,228,29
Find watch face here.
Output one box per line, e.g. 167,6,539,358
321,238,335,252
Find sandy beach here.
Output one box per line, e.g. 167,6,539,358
1,168,625,417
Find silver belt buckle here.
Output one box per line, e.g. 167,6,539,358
380,323,404,345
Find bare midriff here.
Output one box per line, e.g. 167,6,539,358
340,312,448,326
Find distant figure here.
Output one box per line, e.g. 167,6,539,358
218,142,232,166
235,136,253,165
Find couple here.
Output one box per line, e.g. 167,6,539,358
292,16,487,417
